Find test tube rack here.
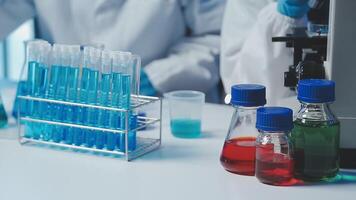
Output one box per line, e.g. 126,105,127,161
16,94,162,161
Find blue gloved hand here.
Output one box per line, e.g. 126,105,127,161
278,0,310,19
140,70,157,96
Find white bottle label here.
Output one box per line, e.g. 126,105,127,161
271,135,281,154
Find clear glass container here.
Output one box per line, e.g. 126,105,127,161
291,79,340,181
220,84,266,175
256,130,294,185
12,39,50,119
165,90,205,138
255,107,294,186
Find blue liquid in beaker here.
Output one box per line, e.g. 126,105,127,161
170,119,201,138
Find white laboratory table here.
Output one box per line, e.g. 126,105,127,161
0,81,356,200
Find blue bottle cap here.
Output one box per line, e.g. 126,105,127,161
256,107,293,132
298,79,335,103
230,84,266,107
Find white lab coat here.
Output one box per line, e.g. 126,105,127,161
220,0,306,106
0,0,225,102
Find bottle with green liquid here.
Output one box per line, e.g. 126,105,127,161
292,79,340,181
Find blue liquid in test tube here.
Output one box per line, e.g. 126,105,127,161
107,71,121,150
108,52,126,151
44,63,60,141
110,52,137,152
49,44,70,143
119,54,141,152
85,68,99,147
25,41,51,139
63,45,81,144
74,67,90,146
36,60,51,139
118,73,132,151
75,47,100,147
96,51,112,149
53,65,69,142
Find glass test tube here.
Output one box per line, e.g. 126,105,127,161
26,41,51,139
111,52,137,151
85,47,101,147
48,44,69,142
12,39,48,119
107,51,128,150
63,45,81,144
74,47,90,146
96,50,112,149
21,41,39,138
121,55,141,151
37,42,51,139
74,46,100,146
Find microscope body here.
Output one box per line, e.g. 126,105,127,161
273,0,356,168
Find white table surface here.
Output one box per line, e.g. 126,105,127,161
1,81,356,200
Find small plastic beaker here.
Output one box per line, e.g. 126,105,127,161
165,90,205,138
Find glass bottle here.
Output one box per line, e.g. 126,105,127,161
220,84,266,176
255,107,294,186
291,79,340,181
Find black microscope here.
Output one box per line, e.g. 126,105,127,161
273,0,356,169
272,0,329,90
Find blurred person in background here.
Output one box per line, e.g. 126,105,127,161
0,0,226,102
220,0,310,105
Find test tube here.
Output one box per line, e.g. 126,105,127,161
12,39,48,119
17,41,38,138
30,41,51,138
24,40,51,139
42,44,60,141
48,44,68,142
111,51,137,151
74,47,91,146
85,47,101,147
107,51,131,150
119,55,141,151
26,41,41,120
37,42,51,139
74,46,100,147
96,50,112,149
63,45,81,144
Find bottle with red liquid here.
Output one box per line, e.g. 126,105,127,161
255,107,294,186
220,84,266,176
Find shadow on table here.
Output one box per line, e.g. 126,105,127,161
139,144,216,161
0,123,18,140
294,170,356,187
200,130,224,139
167,129,225,140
